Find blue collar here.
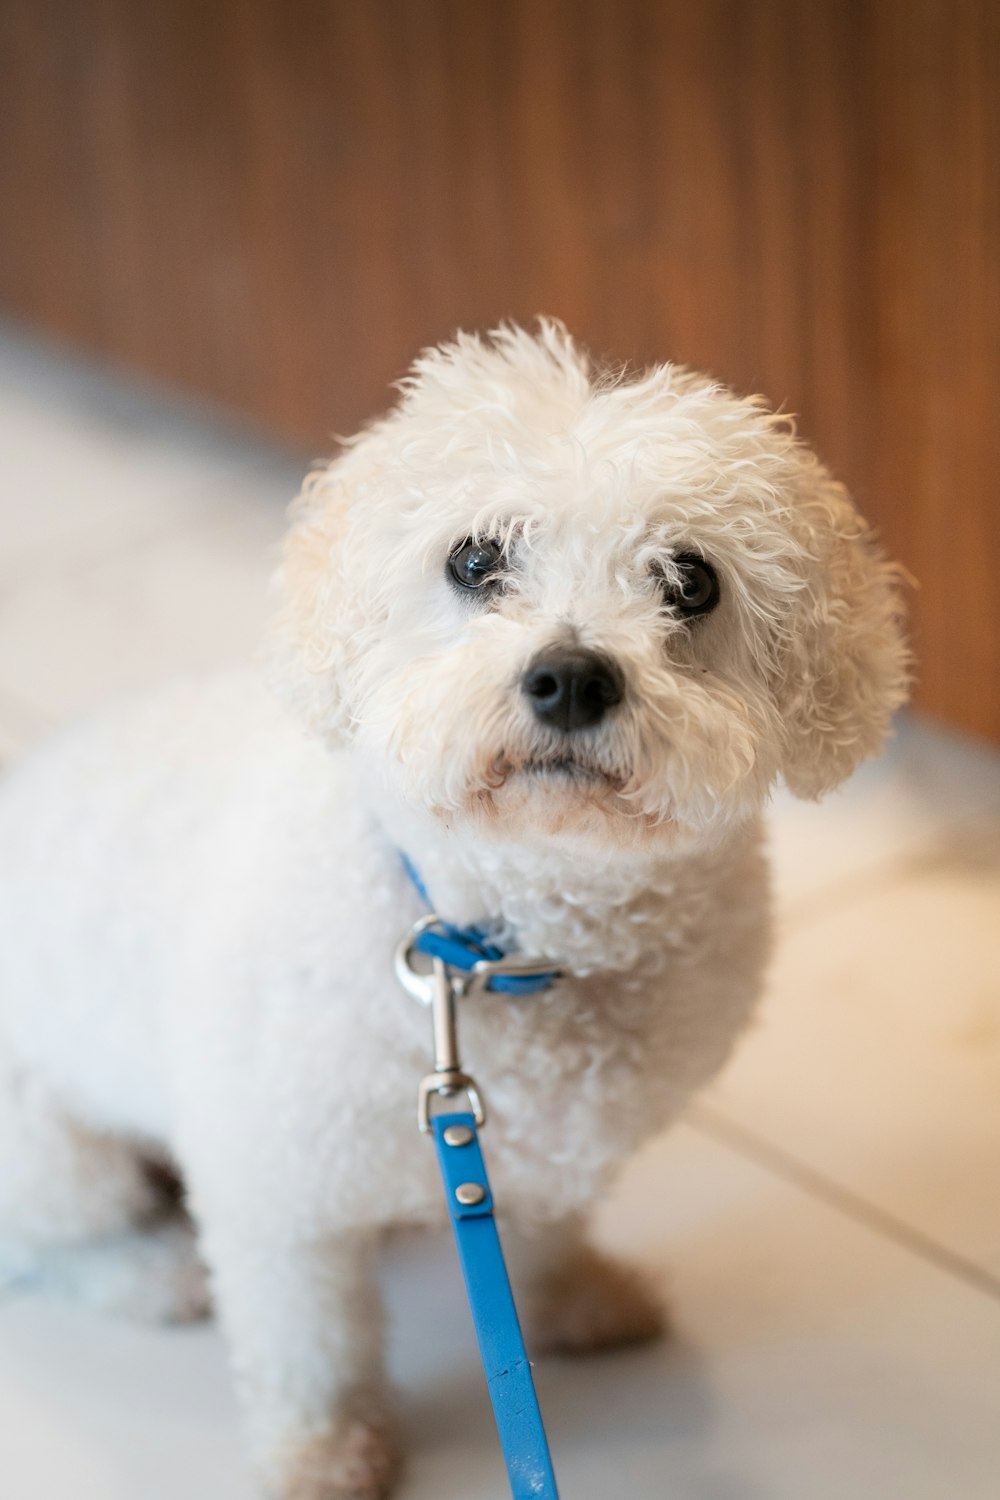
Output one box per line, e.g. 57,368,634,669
400,853,560,996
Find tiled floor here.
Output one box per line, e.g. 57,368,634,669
1,325,998,1499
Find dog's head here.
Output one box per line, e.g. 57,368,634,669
271,323,908,852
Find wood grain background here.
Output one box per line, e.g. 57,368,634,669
0,0,997,738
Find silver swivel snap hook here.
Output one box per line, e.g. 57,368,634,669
395,916,487,1133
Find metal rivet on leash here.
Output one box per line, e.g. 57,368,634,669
443,1123,474,1147
454,1181,486,1206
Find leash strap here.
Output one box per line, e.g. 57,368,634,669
396,892,562,1493
432,1110,561,1500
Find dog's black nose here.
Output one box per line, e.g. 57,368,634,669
522,647,624,732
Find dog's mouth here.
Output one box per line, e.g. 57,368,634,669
498,752,626,791
521,756,608,782
462,749,678,844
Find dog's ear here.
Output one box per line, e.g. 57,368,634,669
776,463,910,799
267,439,384,742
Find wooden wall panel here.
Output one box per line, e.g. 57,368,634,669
872,0,1000,739
0,0,996,738
0,0,877,442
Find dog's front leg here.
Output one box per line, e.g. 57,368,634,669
506,1212,667,1357
201,1222,399,1500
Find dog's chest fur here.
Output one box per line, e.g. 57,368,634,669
251,795,775,1233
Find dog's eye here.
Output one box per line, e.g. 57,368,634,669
659,554,720,618
447,537,504,591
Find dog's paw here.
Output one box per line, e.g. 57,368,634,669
274,1418,401,1500
526,1245,667,1355
136,1223,213,1325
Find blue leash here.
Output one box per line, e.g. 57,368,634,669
395,856,561,1499
432,1111,560,1499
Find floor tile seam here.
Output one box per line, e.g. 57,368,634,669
685,1100,1000,1304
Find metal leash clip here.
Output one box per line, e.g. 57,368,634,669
394,914,557,1132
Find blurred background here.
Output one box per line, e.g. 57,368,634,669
0,3,998,1498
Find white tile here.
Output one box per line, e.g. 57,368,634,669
708,812,1000,1280
0,480,289,727
768,714,1000,919
0,326,306,732
0,325,305,582
587,1126,1000,1500
0,1299,251,1500
3,1124,998,1500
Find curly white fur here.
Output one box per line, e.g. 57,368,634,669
0,323,907,1498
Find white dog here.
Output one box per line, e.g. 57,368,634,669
0,323,907,1498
